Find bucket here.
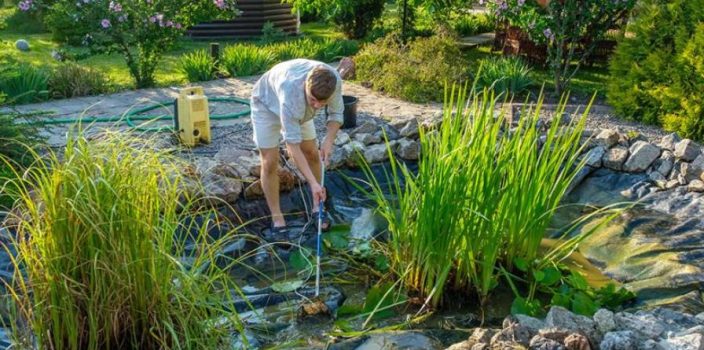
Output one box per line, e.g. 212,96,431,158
342,95,358,129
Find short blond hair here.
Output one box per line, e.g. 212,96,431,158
307,66,337,101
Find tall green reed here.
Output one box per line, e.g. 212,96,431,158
1,130,247,349
358,85,605,307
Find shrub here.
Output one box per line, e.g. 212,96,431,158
49,62,110,98
355,33,467,102
2,131,247,349
259,21,287,44
284,0,386,39
0,64,49,105
23,0,238,88
179,49,218,83
43,1,94,44
475,56,532,96
608,0,704,140
1,6,46,34
221,44,275,77
358,86,621,309
451,13,493,37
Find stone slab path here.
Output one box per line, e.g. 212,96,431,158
458,32,495,50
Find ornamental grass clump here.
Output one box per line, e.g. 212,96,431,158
1,131,246,350
360,85,605,307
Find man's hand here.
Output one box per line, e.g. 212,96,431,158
310,181,326,204
320,137,334,166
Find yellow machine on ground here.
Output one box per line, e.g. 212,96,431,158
175,87,211,146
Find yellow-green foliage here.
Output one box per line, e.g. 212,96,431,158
2,131,246,349
608,0,704,140
355,33,468,103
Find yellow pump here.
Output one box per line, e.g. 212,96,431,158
175,87,211,146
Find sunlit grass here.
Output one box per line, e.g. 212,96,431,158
0,130,250,349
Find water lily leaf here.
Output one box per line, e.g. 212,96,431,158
374,254,390,272
514,257,529,272
271,279,304,293
290,247,312,271
324,229,349,250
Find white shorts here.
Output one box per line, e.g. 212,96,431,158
251,99,316,149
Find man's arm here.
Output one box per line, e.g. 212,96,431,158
286,142,326,202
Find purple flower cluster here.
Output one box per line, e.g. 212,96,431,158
148,13,182,28
213,0,226,9
109,1,122,12
18,0,32,11
543,28,555,41
101,18,111,28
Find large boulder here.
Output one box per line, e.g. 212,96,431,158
194,158,244,203
659,133,682,151
624,141,661,172
674,139,701,161
581,146,606,168
594,129,620,148
603,146,629,171
395,138,420,160
243,168,297,199
681,155,704,182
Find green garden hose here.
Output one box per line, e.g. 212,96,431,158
39,96,251,133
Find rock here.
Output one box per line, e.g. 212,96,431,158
649,171,666,184
529,335,565,350
640,339,660,350
337,56,356,80
355,133,382,145
595,129,620,148
567,166,595,194
581,146,605,168
603,147,629,171
363,143,393,164
681,155,704,182
395,138,420,160
468,328,497,348
614,311,666,340
15,39,30,52
243,168,296,199
491,322,532,346
194,159,244,203
545,307,601,346
688,180,704,193
660,133,682,151
624,141,661,172
563,333,591,350
233,155,261,177
600,331,637,350
654,150,675,177
666,179,680,189
515,314,547,336
471,344,488,350
674,139,701,161
351,121,379,136
335,131,351,146
342,140,365,167
328,145,350,170
660,333,704,350
351,331,443,350
446,340,473,350
593,309,616,334
538,328,571,343
400,119,420,138
696,312,704,323
230,329,261,350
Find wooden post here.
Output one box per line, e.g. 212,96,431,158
210,43,220,62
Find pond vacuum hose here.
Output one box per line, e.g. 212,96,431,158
37,96,251,132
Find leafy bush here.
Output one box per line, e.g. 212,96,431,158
451,13,493,37
25,0,238,88
179,49,217,82
2,132,247,349
259,21,287,44
475,56,533,96
284,0,386,39
1,6,46,34
608,0,704,140
0,64,49,105
49,62,110,98
358,86,621,309
43,1,94,44
221,44,275,77
355,33,467,102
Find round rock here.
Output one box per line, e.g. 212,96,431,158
15,39,30,52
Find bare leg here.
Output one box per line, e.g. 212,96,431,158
300,140,323,213
260,147,285,227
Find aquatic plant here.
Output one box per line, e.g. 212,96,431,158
358,85,617,308
0,131,248,349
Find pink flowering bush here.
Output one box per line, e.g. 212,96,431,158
23,0,238,88
488,0,635,95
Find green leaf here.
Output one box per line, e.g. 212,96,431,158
363,283,399,320
374,254,390,272
290,247,312,271
324,229,349,250
533,270,545,282
571,291,600,316
540,267,562,286
337,303,363,317
515,257,529,272
511,296,542,317
271,279,304,293
567,270,589,291
550,292,571,309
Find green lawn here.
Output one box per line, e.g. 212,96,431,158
0,6,343,91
